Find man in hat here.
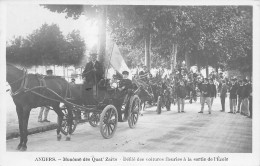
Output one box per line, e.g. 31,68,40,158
116,70,132,121
197,77,204,104
219,80,228,112
248,80,252,118
209,78,217,107
228,78,238,114
70,78,76,85
241,78,250,116
118,71,132,93
236,79,244,113
198,78,212,114
176,79,186,113
38,69,53,122
139,66,150,82
82,52,104,104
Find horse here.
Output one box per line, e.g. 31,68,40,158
133,77,160,115
6,63,74,151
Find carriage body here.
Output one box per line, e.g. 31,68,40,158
60,80,141,139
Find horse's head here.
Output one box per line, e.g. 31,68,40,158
6,64,22,82
6,63,26,89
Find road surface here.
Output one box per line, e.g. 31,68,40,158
6,96,252,152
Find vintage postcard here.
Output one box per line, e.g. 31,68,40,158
0,0,259,165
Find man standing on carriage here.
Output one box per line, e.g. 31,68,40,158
82,51,104,104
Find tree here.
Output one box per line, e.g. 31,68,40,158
6,23,86,67
42,5,106,67
41,5,252,75
62,30,86,66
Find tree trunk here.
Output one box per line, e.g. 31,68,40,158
171,43,178,73
145,32,151,71
98,5,107,72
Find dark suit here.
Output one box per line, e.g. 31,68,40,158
82,61,103,104
229,83,238,112
83,61,103,85
200,83,212,113
220,84,228,111
119,79,132,91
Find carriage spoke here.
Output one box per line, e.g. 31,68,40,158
103,124,108,134
107,109,112,120
107,124,111,135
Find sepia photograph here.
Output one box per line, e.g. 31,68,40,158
0,0,259,165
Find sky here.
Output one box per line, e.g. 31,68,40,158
6,4,98,46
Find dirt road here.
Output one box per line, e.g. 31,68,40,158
6,98,252,152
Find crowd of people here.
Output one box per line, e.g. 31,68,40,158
36,51,252,123
134,63,252,118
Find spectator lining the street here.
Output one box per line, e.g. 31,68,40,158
70,78,76,85
209,78,217,107
198,78,212,114
236,80,244,114
38,69,53,122
176,80,186,113
228,78,238,114
241,79,250,116
248,80,252,118
220,80,228,112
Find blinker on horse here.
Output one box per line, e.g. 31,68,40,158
6,64,74,151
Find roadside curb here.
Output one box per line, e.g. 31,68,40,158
6,119,88,140
6,123,58,140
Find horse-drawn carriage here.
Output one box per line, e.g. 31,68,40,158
6,63,141,151
132,75,172,114
60,78,141,138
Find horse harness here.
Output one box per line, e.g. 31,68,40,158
9,69,73,105
9,68,28,97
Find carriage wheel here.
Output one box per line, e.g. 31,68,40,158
156,96,162,114
99,105,118,139
128,95,141,129
60,107,77,135
89,112,100,127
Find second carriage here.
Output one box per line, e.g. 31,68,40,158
132,75,172,114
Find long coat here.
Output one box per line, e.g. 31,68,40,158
229,84,238,99
83,61,103,87
220,84,228,98
209,83,217,98
176,85,186,99
200,83,211,98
